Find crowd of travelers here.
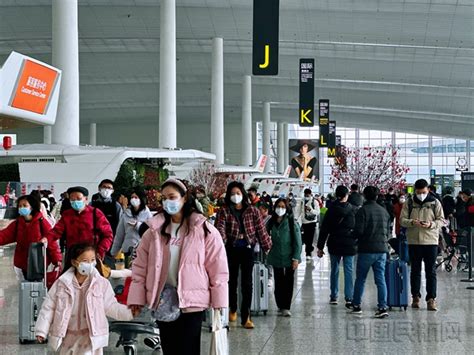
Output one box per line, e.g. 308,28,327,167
1,177,473,354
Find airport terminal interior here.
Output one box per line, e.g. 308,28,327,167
0,0,473,354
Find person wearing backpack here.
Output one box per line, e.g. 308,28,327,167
400,179,445,311
42,186,113,260
0,194,62,280
298,188,320,262
266,198,302,317
128,179,229,355
317,186,356,308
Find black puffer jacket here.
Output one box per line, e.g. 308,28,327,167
317,200,357,256
353,200,390,254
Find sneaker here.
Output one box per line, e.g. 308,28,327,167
351,305,362,314
412,296,421,309
374,309,389,318
329,298,338,305
281,309,292,317
345,301,353,309
427,298,438,311
243,318,255,329
144,336,161,350
229,311,237,322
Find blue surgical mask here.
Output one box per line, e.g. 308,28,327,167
71,200,85,211
163,199,183,215
18,207,31,216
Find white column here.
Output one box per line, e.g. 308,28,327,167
467,140,471,169
241,75,252,166
211,37,224,165
252,121,257,163
43,126,52,144
277,122,285,173
262,102,271,173
283,123,289,167
89,123,97,146
52,0,80,146
158,0,177,149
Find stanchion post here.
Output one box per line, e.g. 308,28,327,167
461,227,474,286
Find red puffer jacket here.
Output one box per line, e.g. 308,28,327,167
0,213,62,273
46,205,113,258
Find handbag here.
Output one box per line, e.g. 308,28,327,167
152,284,181,322
209,309,229,355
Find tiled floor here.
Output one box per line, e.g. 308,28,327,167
0,245,472,354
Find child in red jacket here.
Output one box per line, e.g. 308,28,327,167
0,195,62,280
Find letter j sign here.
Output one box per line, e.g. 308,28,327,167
252,0,279,75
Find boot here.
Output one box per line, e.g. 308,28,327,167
412,296,421,309
427,298,438,311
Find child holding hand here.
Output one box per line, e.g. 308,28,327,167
35,243,133,354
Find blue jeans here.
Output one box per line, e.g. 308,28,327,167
352,253,388,310
329,254,354,301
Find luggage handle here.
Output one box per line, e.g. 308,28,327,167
42,243,47,289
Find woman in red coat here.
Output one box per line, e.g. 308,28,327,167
0,195,62,280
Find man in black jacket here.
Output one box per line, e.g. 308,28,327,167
350,186,390,318
317,185,356,308
90,179,123,236
348,184,364,208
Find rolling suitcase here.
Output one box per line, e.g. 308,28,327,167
385,257,409,311
251,262,269,315
203,308,229,332
19,243,47,343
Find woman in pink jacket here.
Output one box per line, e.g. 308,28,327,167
35,243,133,354
128,178,229,355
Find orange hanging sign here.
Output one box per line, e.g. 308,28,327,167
10,59,59,115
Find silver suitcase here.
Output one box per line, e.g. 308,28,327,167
19,281,46,343
251,262,269,315
202,308,229,332
19,243,47,344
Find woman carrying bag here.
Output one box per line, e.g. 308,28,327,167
127,179,229,355
266,198,302,317
215,181,272,329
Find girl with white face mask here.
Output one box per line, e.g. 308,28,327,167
110,190,153,265
128,179,229,355
265,199,302,317
214,181,272,329
35,243,133,353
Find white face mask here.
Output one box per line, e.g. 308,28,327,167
162,199,183,215
399,197,406,204
416,193,428,202
230,194,243,204
100,188,113,199
76,261,97,276
275,207,286,217
130,198,141,208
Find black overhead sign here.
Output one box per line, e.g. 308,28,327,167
252,0,280,75
319,99,329,147
299,58,315,127
336,135,342,147
328,120,336,157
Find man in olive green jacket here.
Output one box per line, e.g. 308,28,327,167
401,179,445,311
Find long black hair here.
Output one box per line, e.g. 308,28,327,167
224,181,250,209
160,179,207,243
62,243,103,276
129,188,147,216
267,198,295,233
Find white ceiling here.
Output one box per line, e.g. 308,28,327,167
0,0,473,138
